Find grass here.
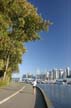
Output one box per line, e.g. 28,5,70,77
0,77,10,88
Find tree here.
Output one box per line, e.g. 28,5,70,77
0,0,51,80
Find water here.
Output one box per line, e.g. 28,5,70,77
38,84,71,108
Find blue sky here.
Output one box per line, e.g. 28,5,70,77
13,0,71,77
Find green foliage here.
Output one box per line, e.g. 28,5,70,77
0,75,10,87
0,0,50,79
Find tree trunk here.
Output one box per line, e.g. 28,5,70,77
3,55,9,80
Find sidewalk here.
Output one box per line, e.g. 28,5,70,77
20,84,47,108
0,83,47,108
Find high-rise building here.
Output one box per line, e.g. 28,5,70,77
66,67,71,77
52,68,60,79
46,71,50,80
48,71,52,80
52,69,57,80
59,69,64,79
56,69,60,79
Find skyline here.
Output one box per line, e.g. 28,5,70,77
13,0,71,78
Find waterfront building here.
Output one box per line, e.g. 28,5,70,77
50,71,53,80
36,73,46,80
36,73,41,79
52,69,57,80
56,69,60,79
45,67,71,81
59,69,64,79
52,68,60,79
63,69,67,78
22,74,26,78
48,71,52,80
26,72,33,78
66,67,71,77
22,74,27,81
46,71,50,80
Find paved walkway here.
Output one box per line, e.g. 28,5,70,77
0,83,47,108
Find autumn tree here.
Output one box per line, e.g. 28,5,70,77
0,0,51,80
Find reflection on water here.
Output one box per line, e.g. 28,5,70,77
38,84,71,108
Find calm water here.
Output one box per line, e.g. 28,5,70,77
38,84,71,108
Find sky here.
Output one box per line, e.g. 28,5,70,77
12,0,71,78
